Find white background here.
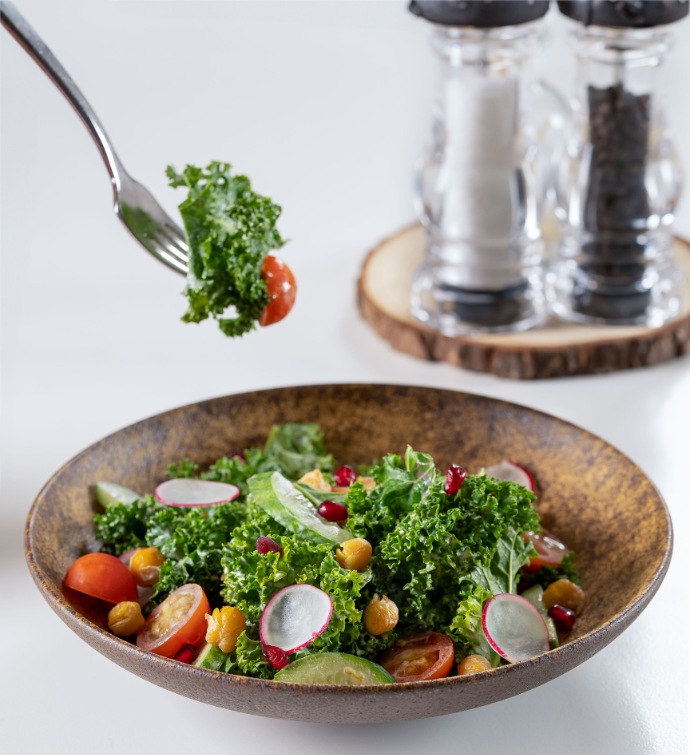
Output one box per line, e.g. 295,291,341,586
1,1,689,753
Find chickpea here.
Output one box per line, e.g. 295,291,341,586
457,654,492,675
358,476,376,492
130,547,165,587
542,579,585,612
364,594,399,635
205,606,247,653
335,538,372,572
108,601,146,637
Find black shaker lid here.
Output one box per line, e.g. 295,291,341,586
408,1,551,27
557,1,689,28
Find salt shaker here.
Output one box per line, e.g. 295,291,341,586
409,0,551,335
551,0,688,326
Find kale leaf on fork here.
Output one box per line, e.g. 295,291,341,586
166,160,286,337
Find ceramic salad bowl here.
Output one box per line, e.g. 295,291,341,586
25,384,672,723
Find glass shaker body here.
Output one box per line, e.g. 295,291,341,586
411,22,548,335
550,25,684,326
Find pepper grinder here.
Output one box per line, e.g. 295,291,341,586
550,0,688,326
409,0,551,335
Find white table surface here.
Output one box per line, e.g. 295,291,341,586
2,2,689,753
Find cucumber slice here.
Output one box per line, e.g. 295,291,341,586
94,481,141,508
521,585,559,649
249,471,353,544
274,652,395,685
193,643,234,672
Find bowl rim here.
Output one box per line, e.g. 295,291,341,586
24,383,674,699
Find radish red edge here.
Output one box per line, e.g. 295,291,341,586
259,584,333,655
482,593,550,664
484,460,536,492
154,478,241,507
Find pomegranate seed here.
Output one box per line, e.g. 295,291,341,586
317,500,349,523
256,536,283,555
333,465,357,487
445,464,468,495
262,643,290,670
174,644,199,664
228,450,247,462
549,604,576,632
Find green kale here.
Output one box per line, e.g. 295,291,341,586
146,501,247,607
448,586,497,663
96,495,248,608
166,161,285,337
347,450,540,659
263,423,334,480
167,458,199,479
94,495,165,554
234,633,273,679
167,423,332,494
200,449,280,497
220,530,371,664
92,429,559,676
196,633,273,679
346,447,435,544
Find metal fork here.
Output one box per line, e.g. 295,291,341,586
0,1,189,275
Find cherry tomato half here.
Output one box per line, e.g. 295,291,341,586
259,255,296,327
379,632,455,682
136,584,210,659
524,528,570,572
64,553,138,604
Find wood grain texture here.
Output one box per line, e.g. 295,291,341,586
357,225,690,379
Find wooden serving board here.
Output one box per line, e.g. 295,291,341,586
357,224,690,379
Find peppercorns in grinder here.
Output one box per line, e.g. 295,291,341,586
550,0,688,326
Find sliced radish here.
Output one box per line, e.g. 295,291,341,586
154,478,240,507
482,593,550,663
483,460,536,492
119,548,140,566
259,584,333,654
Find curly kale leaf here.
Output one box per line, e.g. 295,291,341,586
166,161,285,337
220,530,371,663
196,633,273,680
346,447,436,543
94,494,246,607
464,525,537,596
448,586,498,662
94,495,165,554
348,453,540,656
263,423,334,480
146,501,247,607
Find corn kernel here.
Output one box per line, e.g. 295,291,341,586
364,594,399,635
335,538,372,572
205,606,247,653
542,579,585,612
130,547,165,587
108,601,145,637
297,469,331,491
457,654,492,675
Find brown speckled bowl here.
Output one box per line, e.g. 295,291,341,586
25,384,671,724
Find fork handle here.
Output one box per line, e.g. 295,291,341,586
0,1,126,189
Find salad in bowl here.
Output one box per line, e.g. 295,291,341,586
62,422,584,685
